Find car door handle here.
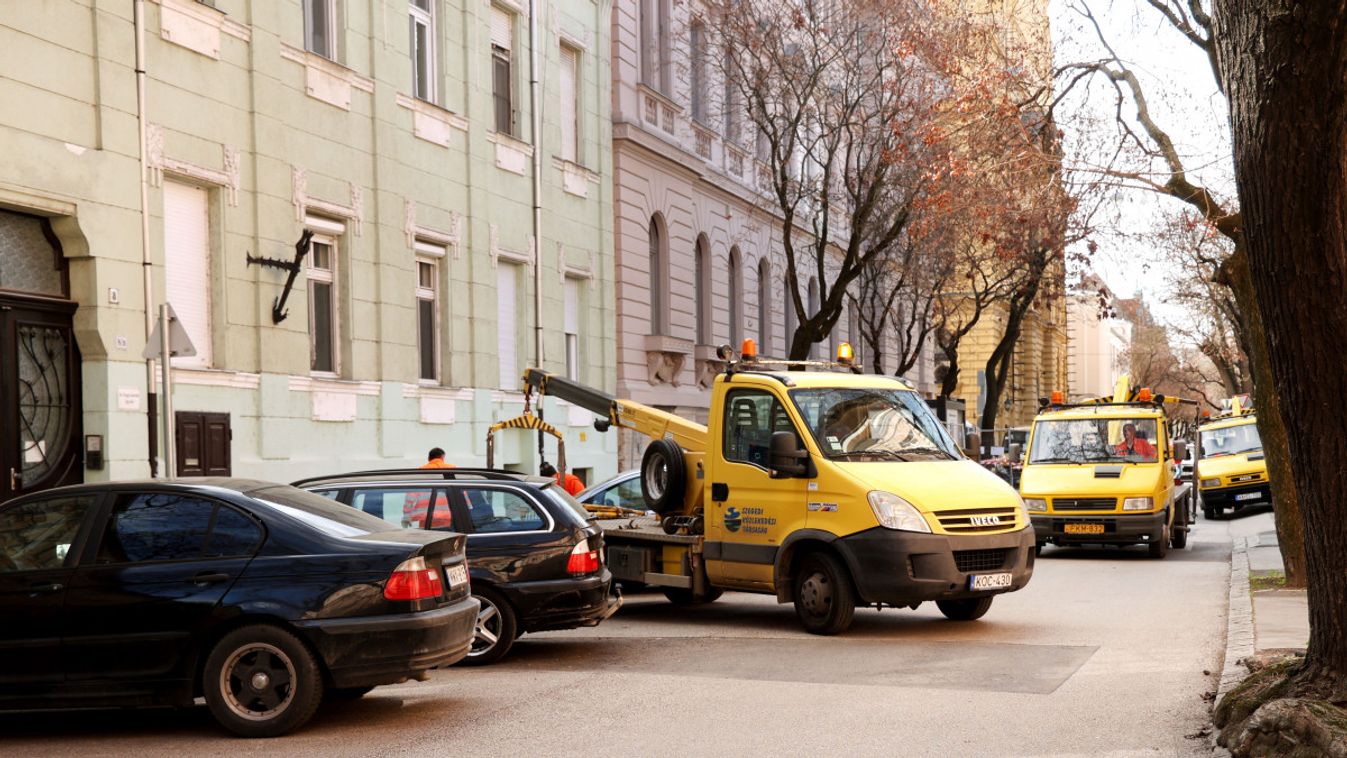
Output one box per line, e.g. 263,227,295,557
192,572,231,585
27,582,63,595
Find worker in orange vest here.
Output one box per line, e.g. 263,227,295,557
540,461,584,496
419,447,455,469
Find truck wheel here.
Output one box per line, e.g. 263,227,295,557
1171,525,1188,549
457,588,517,666
663,586,724,604
936,596,993,621
1203,505,1216,520
641,439,686,515
203,624,324,738
792,552,856,635
1149,525,1170,559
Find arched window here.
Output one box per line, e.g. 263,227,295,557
648,215,666,334
757,258,771,353
784,274,797,358
728,247,742,345
695,234,712,345
807,277,820,359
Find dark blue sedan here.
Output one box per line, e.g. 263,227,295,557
0,478,477,737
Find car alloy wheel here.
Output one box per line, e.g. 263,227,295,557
459,589,517,666
220,642,297,721
203,624,323,737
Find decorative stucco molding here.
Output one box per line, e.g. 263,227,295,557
145,124,242,205
404,200,464,257
644,334,693,386
490,224,534,268
292,167,363,235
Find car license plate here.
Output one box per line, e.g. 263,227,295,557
1235,492,1261,502
1064,523,1105,535
969,573,1012,591
445,563,469,588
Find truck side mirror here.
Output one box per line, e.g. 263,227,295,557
1172,440,1187,463
769,431,814,479
1007,442,1023,463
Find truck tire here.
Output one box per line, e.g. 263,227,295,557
202,624,324,738
792,552,856,635
1203,505,1216,520
641,439,686,515
1171,524,1188,549
1149,524,1169,559
936,596,993,621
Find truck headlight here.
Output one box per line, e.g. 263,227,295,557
1122,497,1153,511
1022,498,1047,512
868,491,931,533
1201,478,1221,488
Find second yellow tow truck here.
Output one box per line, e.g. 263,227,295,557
1195,397,1272,519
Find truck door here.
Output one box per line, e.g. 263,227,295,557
706,387,808,590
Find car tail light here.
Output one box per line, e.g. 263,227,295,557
567,538,601,576
384,556,444,601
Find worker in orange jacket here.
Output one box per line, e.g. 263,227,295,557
540,462,585,496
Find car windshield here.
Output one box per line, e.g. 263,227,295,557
1201,422,1263,457
248,484,391,537
1028,417,1161,464
790,387,958,461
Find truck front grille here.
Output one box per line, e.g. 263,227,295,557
936,507,1020,533
1052,498,1116,511
954,548,1012,573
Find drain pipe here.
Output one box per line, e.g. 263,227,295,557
528,0,546,464
134,0,160,477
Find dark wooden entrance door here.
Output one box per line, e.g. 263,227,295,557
0,294,83,502
175,411,231,476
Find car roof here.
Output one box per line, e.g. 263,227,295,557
1200,414,1257,432
1034,405,1166,421
15,478,288,500
292,468,554,489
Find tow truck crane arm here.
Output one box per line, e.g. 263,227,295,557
521,368,708,454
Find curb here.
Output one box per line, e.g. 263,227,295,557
1219,536,1256,700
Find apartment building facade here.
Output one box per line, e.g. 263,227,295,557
0,0,617,501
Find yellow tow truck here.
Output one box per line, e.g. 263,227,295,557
1195,398,1272,519
518,342,1034,635
1019,375,1195,558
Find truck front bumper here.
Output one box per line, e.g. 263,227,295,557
1201,482,1272,511
1030,511,1166,546
834,524,1035,606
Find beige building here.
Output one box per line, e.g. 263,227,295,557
1066,274,1131,400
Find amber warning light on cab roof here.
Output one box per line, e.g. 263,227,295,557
836,342,854,365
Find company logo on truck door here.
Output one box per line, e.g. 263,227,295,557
724,507,743,532
737,507,777,534
969,515,1002,527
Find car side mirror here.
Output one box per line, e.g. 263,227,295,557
1007,442,1023,463
769,431,814,479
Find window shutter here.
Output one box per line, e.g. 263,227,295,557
163,180,211,368
559,46,578,162
490,7,512,50
497,265,517,388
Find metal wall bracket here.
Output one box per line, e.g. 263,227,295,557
246,230,313,324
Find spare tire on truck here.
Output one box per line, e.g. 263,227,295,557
641,439,686,515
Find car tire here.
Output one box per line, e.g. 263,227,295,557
458,588,517,666
325,686,374,702
1149,524,1170,559
203,624,324,738
936,596,994,621
663,586,724,604
641,439,686,515
792,552,856,635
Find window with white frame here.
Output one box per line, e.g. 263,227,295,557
640,0,671,93
690,20,706,123
306,221,342,374
164,180,212,368
304,0,338,60
491,7,515,136
415,242,444,382
410,0,436,102
559,44,580,163
497,263,519,388
564,277,581,381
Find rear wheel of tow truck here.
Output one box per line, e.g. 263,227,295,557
663,586,724,604
1170,522,1188,549
641,439,687,515
792,552,856,635
1149,524,1170,559
936,596,994,621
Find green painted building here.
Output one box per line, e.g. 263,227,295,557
0,0,616,499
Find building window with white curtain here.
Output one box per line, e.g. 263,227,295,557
415,243,444,382
564,277,581,381
304,0,338,60
410,0,436,102
164,180,212,368
559,44,580,163
306,220,343,375
491,7,515,136
497,263,519,388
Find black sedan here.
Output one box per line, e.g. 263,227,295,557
295,469,620,665
0,479,478,737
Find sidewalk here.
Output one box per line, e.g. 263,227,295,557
1246,529,1309,653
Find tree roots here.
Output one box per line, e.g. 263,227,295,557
1215,657,1347,757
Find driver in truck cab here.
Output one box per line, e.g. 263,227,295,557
1115,423,1157,460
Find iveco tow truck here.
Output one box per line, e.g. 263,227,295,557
1018,375,1195,558
517,341,1035,635
1195,397,1272,519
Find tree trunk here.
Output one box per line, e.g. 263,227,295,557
978,299,1029,440
1223,247,1306,588
1214,0,1347,692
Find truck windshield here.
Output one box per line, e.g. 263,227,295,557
1028,417,1160,464
790,388,958,461
1200,422,1263,457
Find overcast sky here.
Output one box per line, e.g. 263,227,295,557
1049,0,1233,327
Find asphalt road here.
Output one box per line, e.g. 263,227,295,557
2,512,1266,758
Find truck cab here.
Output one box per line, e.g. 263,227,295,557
1018,380,1193,558
1196,400,1271,519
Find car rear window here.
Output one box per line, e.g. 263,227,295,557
541,484,593,524
248,484,392,537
